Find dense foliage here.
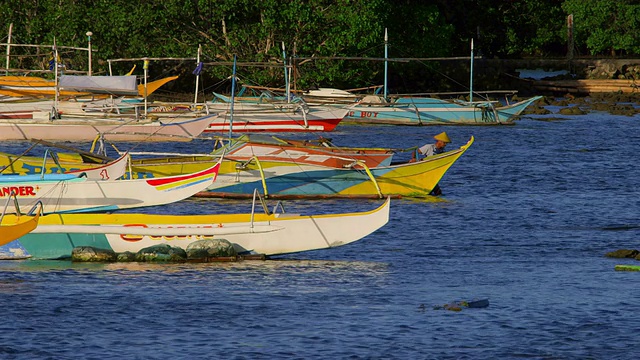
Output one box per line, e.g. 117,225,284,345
1,0,638,94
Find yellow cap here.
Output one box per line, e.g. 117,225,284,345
434,132,451,143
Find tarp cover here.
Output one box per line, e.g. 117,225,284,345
59,75,138,96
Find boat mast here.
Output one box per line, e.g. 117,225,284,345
384,28,388,100
282,42,289,102
469,38,474,102
143,58,148,117
228,54,237,140
53,38,59,110
86,31,93,76
194,44,201,104
5,23,12,76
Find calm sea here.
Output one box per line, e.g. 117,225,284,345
1,109,639,359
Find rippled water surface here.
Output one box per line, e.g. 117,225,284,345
1,112,640,359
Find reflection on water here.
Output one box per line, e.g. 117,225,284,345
2,117,640,358
0,258,390,276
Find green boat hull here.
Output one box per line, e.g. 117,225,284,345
19,234,111,259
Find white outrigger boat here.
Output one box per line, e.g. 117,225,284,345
0,159,221,214
10,191,391,259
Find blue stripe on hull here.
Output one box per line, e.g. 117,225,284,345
346,96,540,124
210,167,393,195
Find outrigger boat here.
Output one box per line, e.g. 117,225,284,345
0,136,472,198
0,147,129,181
61,151,129,181
203,100,349,133
0,133,397,176
10,191,391,260
0,75,178,101
200,136,473,199
214,85,542,126
0,112,218,142
343,95,543,125
0,159,221,214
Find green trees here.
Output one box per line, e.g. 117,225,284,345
0,0,639,93
563,0,640,56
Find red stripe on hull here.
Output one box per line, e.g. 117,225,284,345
145,162,220,186
203,119,342,133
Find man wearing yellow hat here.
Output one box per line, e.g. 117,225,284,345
418,132,451,158
417,132,451,196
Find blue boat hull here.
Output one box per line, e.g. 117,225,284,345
345,96,542,125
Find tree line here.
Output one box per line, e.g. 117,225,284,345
2,0,639,94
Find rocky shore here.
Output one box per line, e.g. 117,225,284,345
522,92,640,118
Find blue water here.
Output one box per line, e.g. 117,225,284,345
1,111,640,359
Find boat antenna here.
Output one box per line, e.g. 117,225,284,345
228,54,237,140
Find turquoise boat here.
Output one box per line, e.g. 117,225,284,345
343,95,543,125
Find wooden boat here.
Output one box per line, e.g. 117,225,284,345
92,136,472,198
215,134,395,168
199,136,473,198
0,74,180,120
62,151,129,181
0,133,397,176
0,159,221,214
11,194,390,259
0,75,178,99
0,136,471,198
211,86,541,126
203,98,348,132
0,112,218,142
308,36,541,126
343,95,543,125
0,147,129,181
0,192,42,246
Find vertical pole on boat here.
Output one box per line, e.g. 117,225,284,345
53,38,59,108
384,28,388,100
469,38,474,102
194,44,201,104
143,58,149,117
5,23,12,76
292,41,298,94
282,42,289,102
86,31,93,76
228,54,237,140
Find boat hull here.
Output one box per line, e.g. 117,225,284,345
0,113,217,142
203,139,471,198
13,198,390,259
344,96,542,125
0,162,220,214
203,103,348,132
0,138,472,198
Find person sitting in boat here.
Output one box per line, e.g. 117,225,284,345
418,132,451,158
416,132,451,196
